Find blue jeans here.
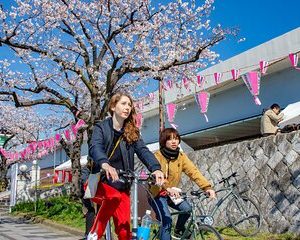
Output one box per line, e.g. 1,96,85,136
149,196,192,240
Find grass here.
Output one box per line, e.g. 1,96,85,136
11,197,299,240
218,227,299,240
11,196,85,231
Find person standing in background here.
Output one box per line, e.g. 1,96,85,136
261,103,284,137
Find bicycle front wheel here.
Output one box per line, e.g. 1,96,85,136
226,196,261,237
193,224,223,240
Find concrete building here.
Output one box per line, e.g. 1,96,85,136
141,27,300,149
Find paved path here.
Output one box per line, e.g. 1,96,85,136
0,214,83,240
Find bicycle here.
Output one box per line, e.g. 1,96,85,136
98,169,162,240
169,191,223,240
116,170,222,240
191,172,262,237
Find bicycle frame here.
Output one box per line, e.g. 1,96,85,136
170,195,206,239
170,210,194,239
197,184,241,220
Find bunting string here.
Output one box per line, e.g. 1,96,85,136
142,51,300,105
0,120,87,165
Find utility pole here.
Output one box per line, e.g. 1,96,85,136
158,77,165,134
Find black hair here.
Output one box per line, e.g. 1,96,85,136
159,128,181,148
270,103,280,110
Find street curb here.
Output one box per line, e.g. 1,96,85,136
9,212,84,237
41,218,84,236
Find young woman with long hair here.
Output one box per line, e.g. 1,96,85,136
88,92,164,240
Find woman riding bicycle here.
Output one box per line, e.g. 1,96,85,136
88,92,164,240
149,128,216,240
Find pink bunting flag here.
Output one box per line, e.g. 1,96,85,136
134,113,143,129
148,92,155,102
71,124,78,137
166,103,178,129
76,119,86,129
38,141,44,149
29,142,37,153
55,134,61,142
195,92,210,122
64,129,71,141
231,69,240,81
136,101,144,112
49,137,55,149
197,75,205,89
288,53,300,70
20,149,27,159
242,71,261,105
259,60,268,75
214,72,222,85
166,80,173,90
13,153,19,161
45,140,51,149
182,78,190,91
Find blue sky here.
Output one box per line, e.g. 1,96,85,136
1,0,300,92
210,0,300,60
2,0,299,60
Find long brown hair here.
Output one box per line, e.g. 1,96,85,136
108,92,140,144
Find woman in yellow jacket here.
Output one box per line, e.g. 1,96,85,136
149,128,216,240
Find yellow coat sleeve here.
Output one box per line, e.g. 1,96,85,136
181,153,212,191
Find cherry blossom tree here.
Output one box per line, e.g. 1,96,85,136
0,0,231,197
0,105,50,190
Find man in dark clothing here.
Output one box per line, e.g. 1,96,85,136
80,163,96,239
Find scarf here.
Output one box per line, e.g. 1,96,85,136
160,147,180,160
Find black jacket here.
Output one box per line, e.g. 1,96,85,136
89,117,161,174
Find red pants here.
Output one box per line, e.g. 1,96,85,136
90,182,131,240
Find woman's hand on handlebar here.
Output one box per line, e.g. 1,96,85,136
152,170,164,186
101,163,119,182
205,189,216,199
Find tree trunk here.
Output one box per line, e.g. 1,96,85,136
0,155,8,192
70,133,84,199
60,130,84,199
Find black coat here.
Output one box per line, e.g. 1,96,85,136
89,117,161,174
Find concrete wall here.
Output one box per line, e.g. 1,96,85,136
179,130,300,234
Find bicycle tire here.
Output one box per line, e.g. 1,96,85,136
193,224,223,240
226,196,261,237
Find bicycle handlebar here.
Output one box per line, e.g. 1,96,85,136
218,171,238,184
190,190,210,198
100,169,156,184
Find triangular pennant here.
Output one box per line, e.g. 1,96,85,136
182,78,190,90
195,92,210,122
134,113,143,129
231,69,240,81
288,53,300,71
259,60,268,75
214,72,222,85
166,80,173,90
166,103,178,128
197,75,205,89
148,92,155,102
242,71,261,105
